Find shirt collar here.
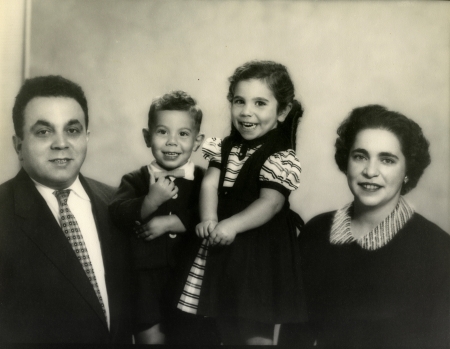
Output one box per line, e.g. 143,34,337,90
148,160,195,180
32,176,90,202
330,196,414,250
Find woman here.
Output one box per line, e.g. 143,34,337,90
299,105,450,347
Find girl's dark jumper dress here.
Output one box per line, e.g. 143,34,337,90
178,128,307,324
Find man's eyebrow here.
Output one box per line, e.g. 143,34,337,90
66,119,84,129
30,120,53,129
67,119,83,126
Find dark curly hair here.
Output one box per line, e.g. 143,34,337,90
335,104,431,195
227,60,303,148
13,75,88,139
148,90,202,132
227,60,295,114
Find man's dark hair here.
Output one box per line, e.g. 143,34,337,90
13,75,89,138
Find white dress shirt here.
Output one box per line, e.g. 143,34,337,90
33,177,110,329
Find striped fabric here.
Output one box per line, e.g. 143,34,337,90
330,196,414,250
177,136,302,315
177,240,210,314
260,149,301,190
203,137,301,190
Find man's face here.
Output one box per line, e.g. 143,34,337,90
14,96,89,190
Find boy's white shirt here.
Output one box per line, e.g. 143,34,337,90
147,159,195,181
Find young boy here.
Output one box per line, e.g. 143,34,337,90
109,91,206,344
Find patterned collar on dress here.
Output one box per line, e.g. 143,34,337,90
330,196,414,251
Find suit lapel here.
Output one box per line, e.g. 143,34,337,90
13,169,108,329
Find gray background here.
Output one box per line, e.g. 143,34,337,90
1,0,449,232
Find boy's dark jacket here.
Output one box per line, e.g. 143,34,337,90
109,165,204,269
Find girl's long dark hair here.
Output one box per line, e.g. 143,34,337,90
227,60,303,149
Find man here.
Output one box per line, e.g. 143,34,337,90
0,76,132,343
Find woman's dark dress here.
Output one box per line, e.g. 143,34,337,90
300,211,450,348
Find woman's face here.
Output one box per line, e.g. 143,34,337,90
347,128,406,213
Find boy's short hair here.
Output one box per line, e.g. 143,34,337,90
13,75,89,139
148,90,202,132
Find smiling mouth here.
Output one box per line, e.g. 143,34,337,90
163,152,180,157
50,158,71,164
239,122,257,129
359,183,382,191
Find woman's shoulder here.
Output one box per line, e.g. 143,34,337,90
300,211,336,240
305,211,336,227
405,213,450,243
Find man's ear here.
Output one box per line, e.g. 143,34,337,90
193,133,205,152
12,135,23,161
277,102,292,123
142,128,152,148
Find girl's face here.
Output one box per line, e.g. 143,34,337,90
230,79,290,141
347,128,406,214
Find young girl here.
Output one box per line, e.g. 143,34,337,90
177,60,307,345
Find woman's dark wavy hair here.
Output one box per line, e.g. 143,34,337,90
227,60,303,149
335,104,431,195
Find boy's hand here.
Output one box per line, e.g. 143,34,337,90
208,219,237,246
196,220,218,239
135,216,171,241
145,177,178,208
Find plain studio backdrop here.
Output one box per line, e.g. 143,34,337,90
0,1,449,232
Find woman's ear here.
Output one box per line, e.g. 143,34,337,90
142,128,152,148
277,103,293,123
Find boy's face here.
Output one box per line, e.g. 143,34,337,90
143,110,204,170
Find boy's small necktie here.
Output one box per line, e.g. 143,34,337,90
53,189,106,319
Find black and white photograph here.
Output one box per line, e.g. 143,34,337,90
0,0,449,347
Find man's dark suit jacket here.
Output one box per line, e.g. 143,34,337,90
0,169,132,344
